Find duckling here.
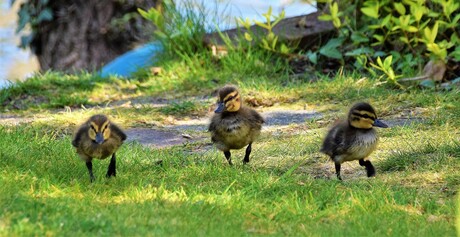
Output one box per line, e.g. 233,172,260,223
320,102,388,180
72,114,127,182
209,85,265,165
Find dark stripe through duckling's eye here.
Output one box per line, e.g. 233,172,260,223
224,93,239,103
90,125,97,131
352,112,376,120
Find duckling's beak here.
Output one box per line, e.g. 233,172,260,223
214,102,225,113
95,132,105,144
373,119,389,128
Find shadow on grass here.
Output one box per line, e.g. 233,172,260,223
378,142,460,173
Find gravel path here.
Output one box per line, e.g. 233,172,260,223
0,108,423,148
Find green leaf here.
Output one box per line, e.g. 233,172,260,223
254,21,270,30
330,2,339,17
319,38,344,60
154,30,168,40
37,8,53,22
424,22,438,43
16,6,30,33
306,51,317,64
261,39,270,50
279,9,286,20
369,62,382,70
20,34,33,48
271,36,278,50
333,18,341,28
361,4,379,19
345,47,374,56
138,8,148,19
244,32,253,42
280,44,290,54
351,32,369,43
267,32,275,42
374,51,386,57
420,79,436,88
318,14,333,21
381,14,392,27
411,4,426,22
376,56,384,68
448,46,460,60
237,18,252,29
399,36,409,44
373,34,384,43
407,26,419,32
368,24,382,29
394,3,406,15
383,55,393,69
451,34,460,45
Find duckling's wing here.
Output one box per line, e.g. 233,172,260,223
208,115,219,132
72,125,88,147
321,126,346,156
249,109,265,124
110,124,127,141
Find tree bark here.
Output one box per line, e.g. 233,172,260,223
29,0,157,72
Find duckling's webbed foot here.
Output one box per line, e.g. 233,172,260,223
334,162,342,180
359,159,375,177
243,143,252,164
86,161,95,182
224,151,233,165
106,153,117,178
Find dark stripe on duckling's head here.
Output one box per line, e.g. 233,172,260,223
87,114,112,144
348,102,388,129
215,85,241,113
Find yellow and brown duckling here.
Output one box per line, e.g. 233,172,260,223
209,85,265,165
320,102,388,180
72,114,127,182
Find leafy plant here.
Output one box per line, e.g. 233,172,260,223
235,6,292,55
139,0,210,58
14,0,53,48
369,55,403,88
317,0,460,86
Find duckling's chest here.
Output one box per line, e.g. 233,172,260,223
340,131,379,162
82,138,122,159
217,117,251,135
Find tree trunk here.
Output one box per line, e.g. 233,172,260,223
30,0,158,72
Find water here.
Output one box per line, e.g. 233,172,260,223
176,0,317,32
0,0,39,88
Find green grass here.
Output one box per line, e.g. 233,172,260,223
0,116,458,236
0,68,459,236
1,9,460,233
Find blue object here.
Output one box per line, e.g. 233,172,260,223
100,42,163,78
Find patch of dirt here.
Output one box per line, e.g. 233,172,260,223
123,109,321,148
384,117,426,127
125,128,205,148
0,107,425,148
2,94,50,110
0,114,34,125
263,110,321,127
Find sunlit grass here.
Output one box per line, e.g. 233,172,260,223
0,82,459,235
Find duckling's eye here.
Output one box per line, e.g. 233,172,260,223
90,125,96,131
352,112,375,121
224,93,239,103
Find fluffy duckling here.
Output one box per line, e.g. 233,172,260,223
320,102,388,180
72,114,127,182
209,85,265,165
